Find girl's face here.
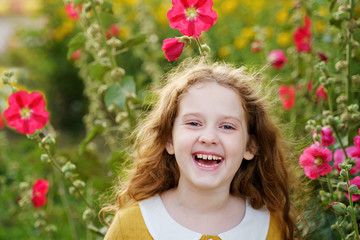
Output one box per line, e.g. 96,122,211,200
166,82,254,192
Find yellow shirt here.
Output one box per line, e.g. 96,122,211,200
105,197,282,240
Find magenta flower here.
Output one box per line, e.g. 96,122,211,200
279,84,296,110
294,15,311,53
31,179,49,208
345,176,360,201
299,143,333,179
162,38,185,61
268,50,287,70
334,146,360,175
317,52,328,62
321,127,336,147
352,131,360,158
4,91,50,134
167,0,217,37
64,3,82,20
316,85,328,100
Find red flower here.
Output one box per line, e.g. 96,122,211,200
4,91,50,134
105,24,120,39
167,0,217,37
294,15,311,53
64,3,82,20
71,49,81,61
316,85,328,100
318,52,328,62
162,38,185,61
346,176,360,201
299,143,333,179
334,146,360,175
352,130,360,158
320,127,336,147
31,179,49,208
268,50,287,70
250,41,262,53
279,84,296,110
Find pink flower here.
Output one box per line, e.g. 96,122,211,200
352,131,360,158
0,112,4,130
321,127,336,147
334,146,360,175
316,85,328,100
268,50,287,70
64,3,82,20
299,143,333,179
31,179,49,208
307,80,313,91
251,41,262,53
318,52,328,62
279,84,296,110
71,49,81,61
294,15,311,53
162,38,185,61
4,91,50,134
345,176,360,201
167,0,217,37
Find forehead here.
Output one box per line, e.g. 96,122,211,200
178,82,246,118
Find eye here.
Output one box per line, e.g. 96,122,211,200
186,121,201,126
221,124,235,130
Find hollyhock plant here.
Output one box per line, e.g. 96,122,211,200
250,41,262,53
268,50,287,70
279,84,296,110
320,127,336,147
345,176,360,201
316,85,328,100
31,179,49,208
167,0,217,37
352,130,360,158
4,91,50,134
299,143,333,179
105,24,120,39
294,15,311,53
162,38,185,61
334,146,360,175
64,3,82,20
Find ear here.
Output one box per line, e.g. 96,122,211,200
243,151,255,160
165,137,174,155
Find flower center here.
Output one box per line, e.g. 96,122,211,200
20,107,32,119
314,157,324,166
186,7,198,19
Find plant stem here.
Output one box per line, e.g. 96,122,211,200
195,37,209,64
346,177,360,239
346,0,354,107
326,175,334,201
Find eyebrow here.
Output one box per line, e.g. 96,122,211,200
181,112,242,123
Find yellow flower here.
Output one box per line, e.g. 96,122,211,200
218,45,231,59
154,2,171,25
124,0,139,7
53,19,75,41
221,0,238,14
241,27,255,40
119,26,131,39
234,37,248,50
276,8,288,25
277,32,291,47
315,20,326,33
318,6,328,17
23,0,42,14
263,26,273,39
0,1,11,15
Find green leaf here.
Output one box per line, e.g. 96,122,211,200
104,85,126,109
68,32,86,49
120,34,146,49
89,62,109,80
99,12,118,29
121,76,136,93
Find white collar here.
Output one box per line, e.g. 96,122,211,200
139,195,270,240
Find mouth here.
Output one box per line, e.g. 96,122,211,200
194,153,223,168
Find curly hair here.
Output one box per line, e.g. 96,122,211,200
104,59,298,239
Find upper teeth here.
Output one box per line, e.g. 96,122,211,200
196,154,222,160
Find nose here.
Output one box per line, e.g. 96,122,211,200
199,128,219,145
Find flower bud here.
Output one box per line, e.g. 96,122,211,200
40,154,50,163
69,186,76,195
352,75,360,82
64,171,72,179
1,76,10,85
19,182,29,190
315,61,327,71
348,184,358,194
73,179,86,189
319,76,327,84
322,110,331,117
340,169,348,178
329,202,347,214
110,67,125,79
45,224,57,233
83,2,92,12
61,161,76,172
200,44,211,54
335,60,348,71
34,219,46,228
107,37,122,48
115,112,128,123
41,136,56,147
337,182,346,191
97,49,107,58
348,104,359,112
3,70,14,77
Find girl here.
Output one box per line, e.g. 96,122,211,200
104,59,298,239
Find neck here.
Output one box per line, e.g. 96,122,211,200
170,181,233,214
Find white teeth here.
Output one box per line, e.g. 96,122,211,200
196,161,220,168
196,154,222,161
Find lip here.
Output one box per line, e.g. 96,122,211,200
192,152,224,171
